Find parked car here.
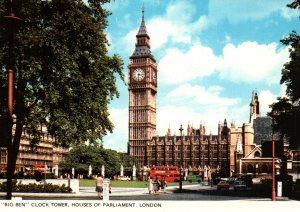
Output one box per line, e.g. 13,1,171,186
227,177,238,185
186,175,202,183
240,175,253,187
217,180,230,190
233,180,247,191
120,176,131,181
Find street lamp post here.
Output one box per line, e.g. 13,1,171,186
179,125,183,191
271,115,276,201
2,0,22,200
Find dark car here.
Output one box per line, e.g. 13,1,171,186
240,175,253,187
217,180,230,190
227,177,237,185
186,175,202,183
233,180,247,191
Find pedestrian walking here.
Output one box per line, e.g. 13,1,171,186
161,177,167,193
153,177,159,194
95,174,104,199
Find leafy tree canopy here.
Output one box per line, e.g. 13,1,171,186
269,0,300,149
60,144,121,178
0,0,124,147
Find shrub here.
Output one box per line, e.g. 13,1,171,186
0,182,72,193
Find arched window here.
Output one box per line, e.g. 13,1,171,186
247,164,254,173
254,151,261,158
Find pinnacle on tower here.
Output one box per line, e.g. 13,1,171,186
137,3,148,36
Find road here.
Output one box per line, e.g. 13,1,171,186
1,184,296,201
18,184,278,201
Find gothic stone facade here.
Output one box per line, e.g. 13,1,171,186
146,121,231,176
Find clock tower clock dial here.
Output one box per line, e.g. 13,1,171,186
132,68,145,81
128,5,157,167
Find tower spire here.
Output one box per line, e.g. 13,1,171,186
138,3,147,36
142,3,145,21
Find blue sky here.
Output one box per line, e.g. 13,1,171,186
100,0,300,152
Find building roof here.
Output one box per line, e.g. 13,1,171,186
130,5,154,60
131,45,152,57
253,116,280,145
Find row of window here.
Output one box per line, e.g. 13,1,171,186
152,145,229,151
0,150,7,163
151,153,229,158
131,57,147,64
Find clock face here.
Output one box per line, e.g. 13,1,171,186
132,68,145,81
152,72,157,82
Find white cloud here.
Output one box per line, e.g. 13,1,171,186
159,44,220,84
157,103,248,136
258,90,278,115
219,41,289,84
120,0,207,54
158,41,289,85
157,84,243,135
167,84,239,106
120,30,137,57
157,105,200,135
280,6,300,20
280,84,287,97
208,0,297,24
103,107,128,151
103,0,129,12
165,0,196,24
148,14,207,50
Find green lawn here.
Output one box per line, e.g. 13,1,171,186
80,179,197,188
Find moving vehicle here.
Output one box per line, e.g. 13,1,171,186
217,180,230,190
233,180,247,191
150,165,180,182
186,174,202,183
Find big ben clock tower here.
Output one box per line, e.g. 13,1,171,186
128,6,157,166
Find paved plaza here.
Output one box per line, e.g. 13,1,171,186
1,184,294,201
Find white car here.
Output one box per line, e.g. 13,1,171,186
120,176,131,181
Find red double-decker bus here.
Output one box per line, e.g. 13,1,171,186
150,165,180,182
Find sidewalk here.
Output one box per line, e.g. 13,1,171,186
0,184,212,199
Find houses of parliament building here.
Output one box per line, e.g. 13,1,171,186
127,8,259,177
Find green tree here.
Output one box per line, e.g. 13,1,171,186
60,144,121,178
118,152,135,176
0,0,124,199
60,144,103,177
101,148,121,177
269,1,300,149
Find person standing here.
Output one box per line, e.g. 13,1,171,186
153,177,159,194
95,174,104,199
148,176,154,194
161,177,167,193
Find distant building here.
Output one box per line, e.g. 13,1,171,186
236,94,300,181
147,121,230,177
0,124,69,174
